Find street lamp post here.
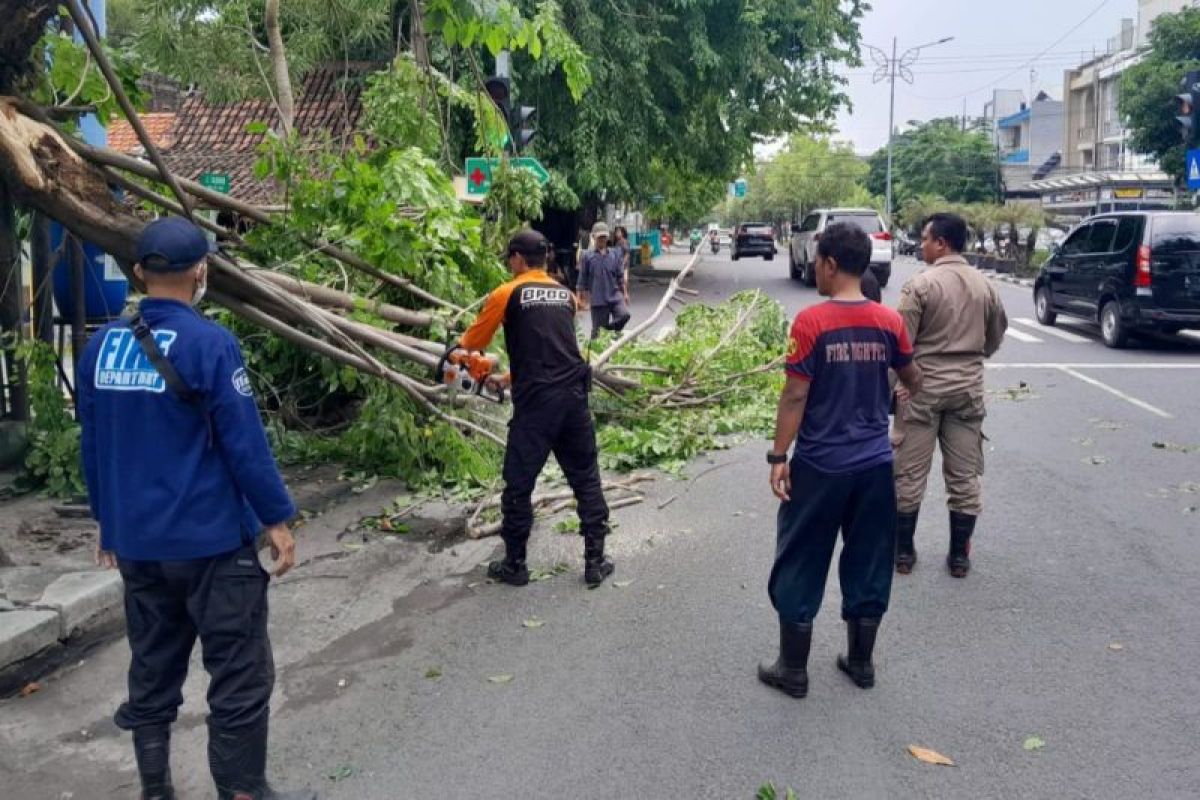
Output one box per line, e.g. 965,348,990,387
864,36,954,225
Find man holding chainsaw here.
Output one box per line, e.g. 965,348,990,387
458,229,615,587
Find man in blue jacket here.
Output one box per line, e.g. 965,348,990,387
77,218,315,800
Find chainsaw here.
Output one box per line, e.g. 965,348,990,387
435,346,507,403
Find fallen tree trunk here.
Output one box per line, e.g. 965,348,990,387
253,269,434,328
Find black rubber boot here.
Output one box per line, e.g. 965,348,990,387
947,511,976,578
583,535,615,588
133,724,175,800
487,538,530,586
208,717,318,800
757,621,813,698
836,617,881,689
895,509,919,575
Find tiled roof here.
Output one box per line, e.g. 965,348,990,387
162,64,374,204
107,112,176,155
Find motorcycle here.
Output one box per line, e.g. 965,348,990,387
710,236,720,254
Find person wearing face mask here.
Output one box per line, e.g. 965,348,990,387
75,217,315,800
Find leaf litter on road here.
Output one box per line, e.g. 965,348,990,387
424,667,442,679
522,618,545,629
487,674,515,684
612,579,634,588
1023,736,1046,752
1108,642,1125,652
327,764,356,782
907,745,955,766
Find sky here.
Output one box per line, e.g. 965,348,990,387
821,0,1139,155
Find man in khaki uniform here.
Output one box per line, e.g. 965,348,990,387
893,213,1007,578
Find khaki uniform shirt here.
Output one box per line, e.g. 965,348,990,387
896,255,1008,396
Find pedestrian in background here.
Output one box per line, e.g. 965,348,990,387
577,221,631,338
612,225,632,295
759,222,922,699
77,218,315,800
893,212,1008,578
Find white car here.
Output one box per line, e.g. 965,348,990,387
788,208,893,287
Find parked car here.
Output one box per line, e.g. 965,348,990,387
731,222,776,261
789,208,893,287
1033,211,1200,348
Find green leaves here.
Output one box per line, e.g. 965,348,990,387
1023,736,1046,752
866,118,1000,207
1118,7,1200,183
13,340,85,498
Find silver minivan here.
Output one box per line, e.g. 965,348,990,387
788,208,893,287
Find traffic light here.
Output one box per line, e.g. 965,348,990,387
1175,70,1200,146
510,105,536,152
483,76,512,150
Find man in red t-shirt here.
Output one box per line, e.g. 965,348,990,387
758,223,923,699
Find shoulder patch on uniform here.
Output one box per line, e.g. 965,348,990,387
231,367,254,398
93,327,179,393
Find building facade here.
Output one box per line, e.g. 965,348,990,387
997,92,1064,190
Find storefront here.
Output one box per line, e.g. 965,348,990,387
1027,172,1179,222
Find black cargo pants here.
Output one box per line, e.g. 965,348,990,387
501,385,610,547
114,542,274,732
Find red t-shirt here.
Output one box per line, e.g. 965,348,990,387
785,300,913,475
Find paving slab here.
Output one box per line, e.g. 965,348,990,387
36,571,124,638
0,608,59,669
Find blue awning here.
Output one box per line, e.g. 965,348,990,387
998,108,1031,128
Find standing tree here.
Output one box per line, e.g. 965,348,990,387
1119,7,1200,183
866,118,999,207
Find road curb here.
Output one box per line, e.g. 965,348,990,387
979,269,1035,289
0,567,125,692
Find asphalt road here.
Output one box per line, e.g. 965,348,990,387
4,250,1200,799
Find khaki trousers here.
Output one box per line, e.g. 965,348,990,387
892,391,986,516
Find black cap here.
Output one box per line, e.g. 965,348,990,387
136,217,216,272
507,229,548,257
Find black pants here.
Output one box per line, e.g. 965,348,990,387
114,543,274,732
768,460,897,624
501,387,609,546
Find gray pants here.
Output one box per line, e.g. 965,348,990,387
590,301,630,338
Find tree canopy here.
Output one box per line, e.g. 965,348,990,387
1119,6,1200,183
865,118,999,209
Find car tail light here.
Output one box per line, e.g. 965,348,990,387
872,231,892,241
1135,245,1152,288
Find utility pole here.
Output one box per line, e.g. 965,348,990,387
865,36,955,225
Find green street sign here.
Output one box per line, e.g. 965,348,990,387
199,172,231,194
512,157,550,186
732,178,747,199
465,158,493,196
464,157,550,197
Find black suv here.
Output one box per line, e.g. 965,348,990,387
731,222,776,261
1033,211,1200,348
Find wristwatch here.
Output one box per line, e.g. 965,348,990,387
766,451,788,465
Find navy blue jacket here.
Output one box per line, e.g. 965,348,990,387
77,298,296,560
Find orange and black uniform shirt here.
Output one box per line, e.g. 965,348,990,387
460,269,588,406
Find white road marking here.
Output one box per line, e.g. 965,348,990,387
987,363,1200,369
1056,366,1173,419
1004,327,1043,343
1012,317,1090,344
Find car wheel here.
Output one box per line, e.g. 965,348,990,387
803,257,816,287
732,252,740,261
1035,286,1057,325
765,254,774,261
1100,300,1128,349
789,253,801,280
1161,324,1184,335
